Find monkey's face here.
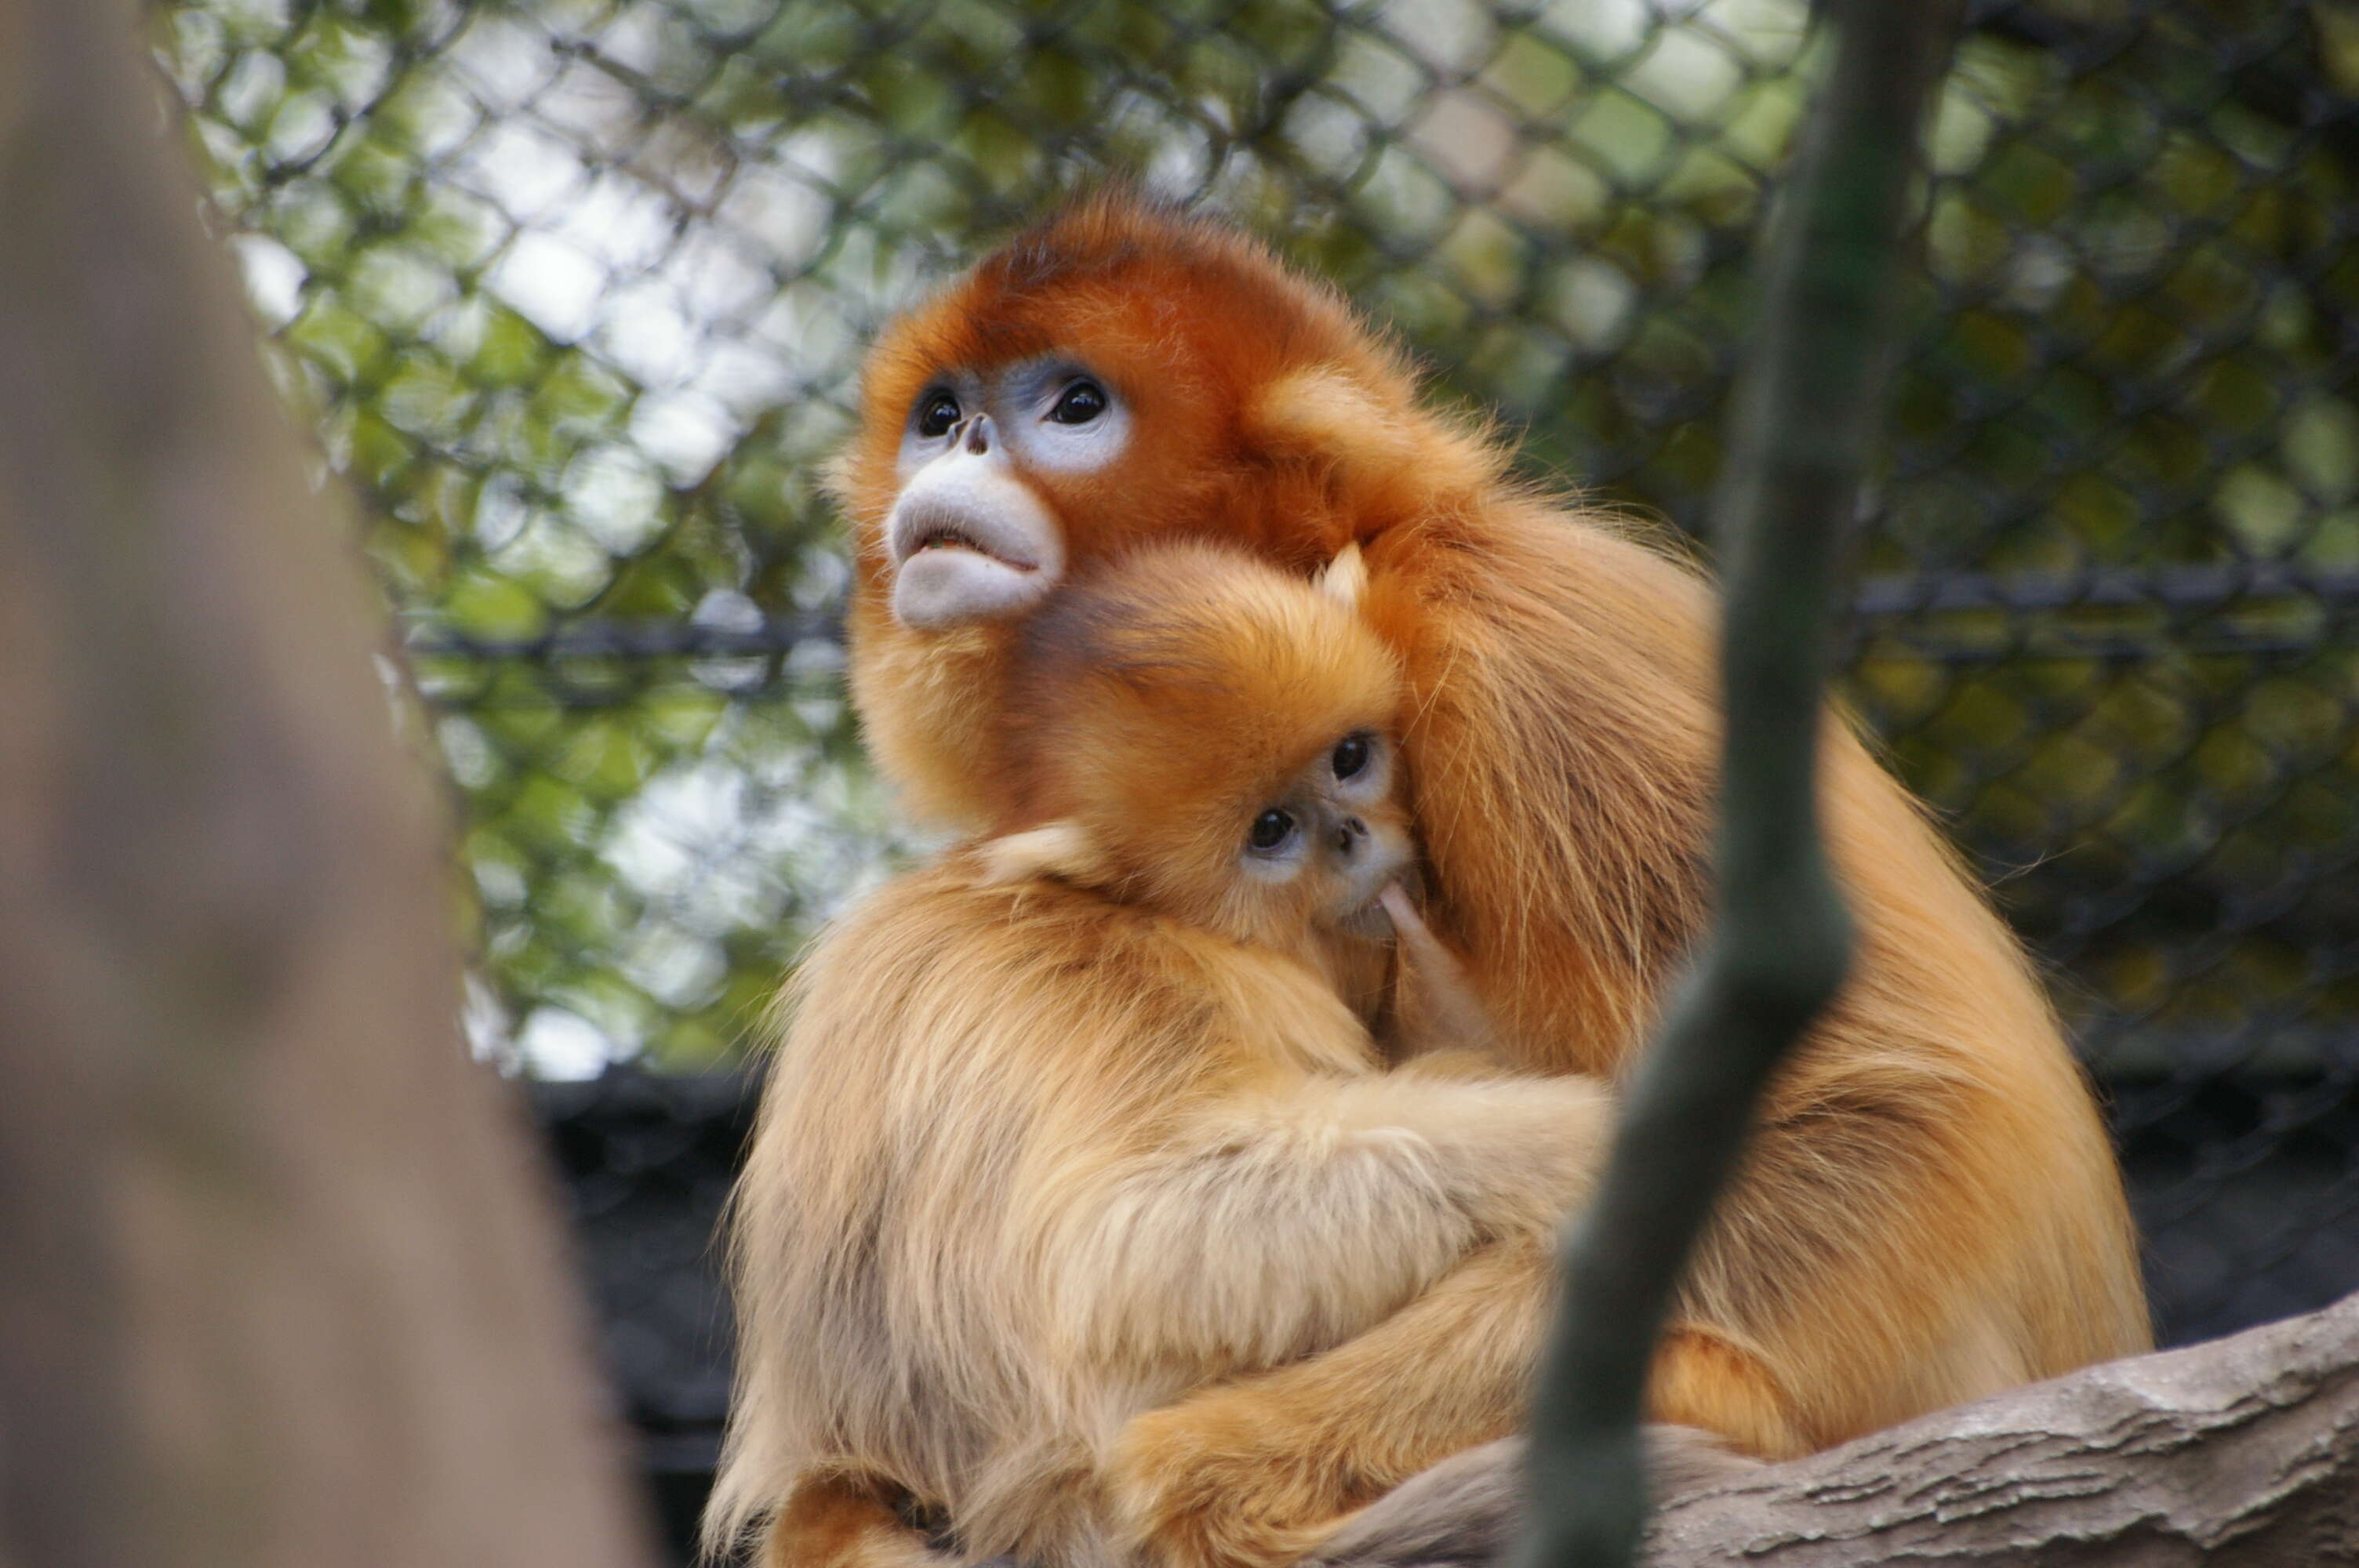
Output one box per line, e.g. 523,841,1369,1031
1224,728,1414,946
847,279,1299,637
1036,719,1416,964
835,200,1408,828
878,360,1128,631
998,539,1415,961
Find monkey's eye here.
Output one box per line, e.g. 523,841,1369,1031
1332,733,1372,781
916,392,961,439
1247,808,1296,854
1049,380,1107,425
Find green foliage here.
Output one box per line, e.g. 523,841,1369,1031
157,0,2359,1073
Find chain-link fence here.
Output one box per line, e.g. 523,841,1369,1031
155,0,2357,1555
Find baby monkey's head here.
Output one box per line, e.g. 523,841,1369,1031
986,538,1412,957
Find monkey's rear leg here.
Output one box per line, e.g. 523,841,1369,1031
1101,1240,1797,1568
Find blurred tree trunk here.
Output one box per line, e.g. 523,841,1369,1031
0,5,657,1566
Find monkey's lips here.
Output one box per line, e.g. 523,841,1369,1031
901,515,1038,568
887,493,1064,629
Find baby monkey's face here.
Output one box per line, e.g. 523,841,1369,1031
998,713,1417,964
994,536,1416,962
1231,727,1412,942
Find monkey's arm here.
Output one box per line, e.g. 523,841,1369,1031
1043,1069,1612,1377
1100,1243,1778,1568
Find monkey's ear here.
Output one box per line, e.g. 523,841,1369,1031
976,822,1110,888
1315,542,1369,610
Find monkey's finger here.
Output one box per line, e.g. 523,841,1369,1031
1380,884,1456,977
1382,884,1502,1055
1377,881,1419,935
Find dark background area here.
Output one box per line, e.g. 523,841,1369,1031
147,0,2359,1559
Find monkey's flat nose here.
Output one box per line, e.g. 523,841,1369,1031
1336,816,1367,855
963,414,994,456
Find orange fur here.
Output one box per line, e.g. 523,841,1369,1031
759,1475,958,1568
726,196,2150,1567
707,549,1616,1567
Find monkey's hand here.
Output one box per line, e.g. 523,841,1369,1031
1379,885,1503,1063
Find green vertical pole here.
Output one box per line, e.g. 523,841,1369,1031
1504,2,1967,1566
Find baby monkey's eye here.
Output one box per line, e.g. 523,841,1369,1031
1049,380,1107,424
917,392,961,438
1331,732,1372,780
1248,808,1296,853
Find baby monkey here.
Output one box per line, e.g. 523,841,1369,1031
709,540,1614,1568
985,536,1484,1054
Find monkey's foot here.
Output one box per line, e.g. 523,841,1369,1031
1106,1392,1371,1568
